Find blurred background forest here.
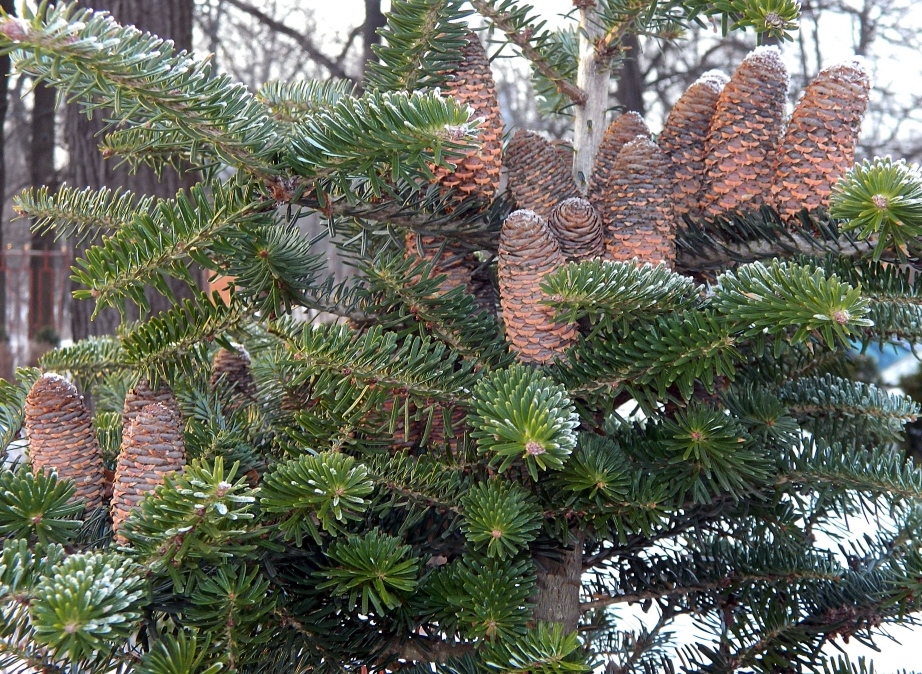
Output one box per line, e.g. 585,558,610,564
1,0,921,380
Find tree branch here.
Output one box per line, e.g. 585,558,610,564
222,0,354,81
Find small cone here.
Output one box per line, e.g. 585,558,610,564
771,59,870,220
210,348,257,407
700,47,789,216
658,71,729,219
24,373,105,510
588,112,651,208
405,232,472,296
548,197,605,262
602,137,675,267
424,406,467,454
433,32,504,203
498,210,577,364
110,402,186,536
504,130,580,219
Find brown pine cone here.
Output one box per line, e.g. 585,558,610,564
498,210,577,364
405,232,472,296
588,112,651,207
122,378,178,434
658,71,729,219
424,406,467,454
504,130,580,219
548,197,605,262
700,47,789,216
771,59,870,220
433,32,504,203
602,137,675,267
110,402,186,537
210,347,257,407
24,373,105,511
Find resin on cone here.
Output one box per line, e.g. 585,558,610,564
602,137,675,267
548,197,605,262
498,209,577,364
433,32,503,203
504,130,580,219
588,112,651,207
111,402,186,537
658,71,728,219
211,347,257,407
700,47,789,216
772,59,870,220
24,373,105,510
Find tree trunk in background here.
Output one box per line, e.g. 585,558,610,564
69,0,196,340
616,33,645,115
532,533,584,633
361,0,385,83
29,82,57,342
0,0,13,350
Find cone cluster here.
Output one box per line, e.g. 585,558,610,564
548,197,605,262
497,210,577,364
434,32,504,203
111,402,186,536
24,373,106,511
658,71,729,218
504,130,580,219
771,59,870,219
211,347,257,407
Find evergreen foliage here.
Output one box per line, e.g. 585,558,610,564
4,1,922,673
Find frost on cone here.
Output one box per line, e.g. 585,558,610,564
603,137,675,267
211,347,257,407
110,402,186,537
498,210,577,364
588,112,651,208
548,197,605,262
405,232,472,296
701,47,789,216
504,130,580,219
658,71,729,219
771,59,870,220
433,32,504,203
24,373,105,511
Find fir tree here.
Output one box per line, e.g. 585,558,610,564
3,1,922,673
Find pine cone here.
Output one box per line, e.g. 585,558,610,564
24,373,105,511
405,232,472,296
425,406,467,454
498,210,577,364
701,47,789,216
548,197,605,262
602,137,675,267
504,130,580,219
210,347,257,407
658,71,729,219
588,112,650,208
433,32,503,203
771,59,870,220
122,379,178,433
110,402,186,536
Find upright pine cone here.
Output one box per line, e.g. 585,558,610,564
211,347,257,407
700,47,789,216
498,210,577,364
658,71,729,219
504,130,580,219
548,197,605,262
588,112,651,207
433,32,503,203
602,138,675,267
24,374,106,510
771,59,870,220
405,232,472,296
110,402,186,536
122,379,178,433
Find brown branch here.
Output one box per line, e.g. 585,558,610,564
468,0,587,105
676,234,875,272
222,0,354,81
385,635,474,663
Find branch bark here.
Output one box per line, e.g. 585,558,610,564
572,1,609,192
